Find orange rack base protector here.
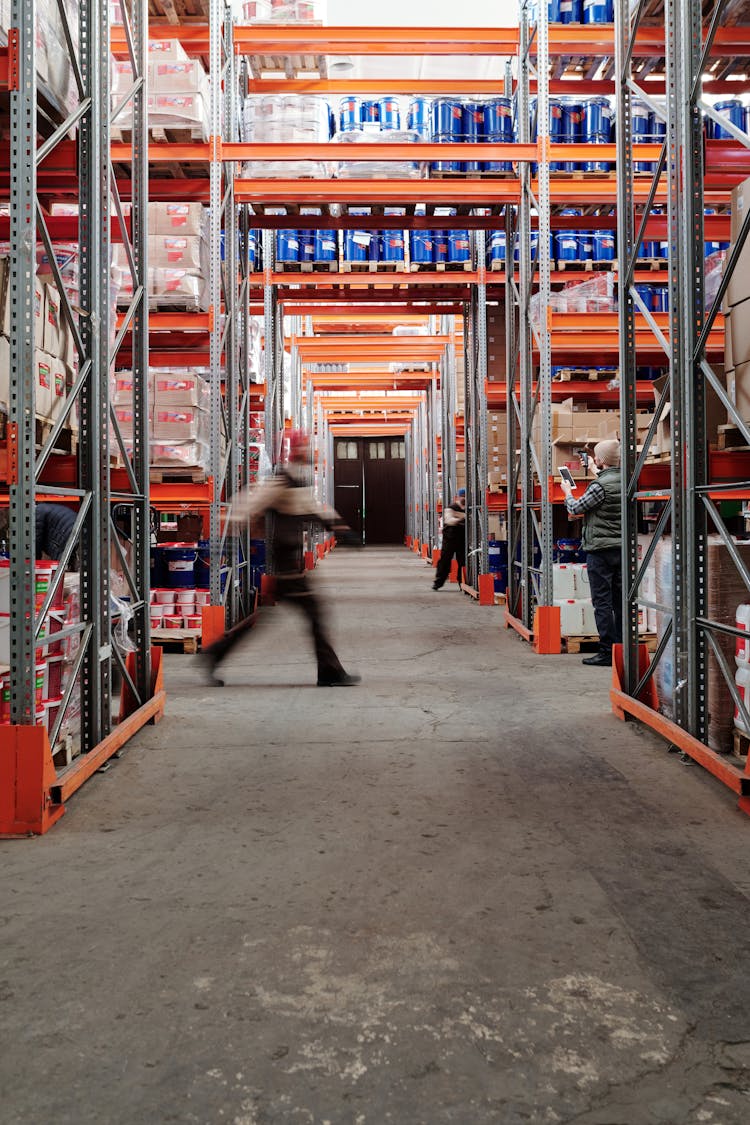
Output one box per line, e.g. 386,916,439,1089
0,647,166,836
505,606,562,653
610,645,750,815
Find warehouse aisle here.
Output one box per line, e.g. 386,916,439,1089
3,547,750,1125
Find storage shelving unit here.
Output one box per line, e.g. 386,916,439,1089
1,0,162,836
613,0,750,810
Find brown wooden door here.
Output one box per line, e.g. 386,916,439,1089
362,438,406,545
333,437,364,541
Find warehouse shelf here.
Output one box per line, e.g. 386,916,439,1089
613,0,750,811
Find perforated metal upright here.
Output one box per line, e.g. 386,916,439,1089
439,315,457,513
614,0,750,801
507,0,553,630
8,0,150,753
463,233,488,588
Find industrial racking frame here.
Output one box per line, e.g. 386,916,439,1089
1,0,162,836
613,0,750,810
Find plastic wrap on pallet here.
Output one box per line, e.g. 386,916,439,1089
328,129,427,180
241,94,330,177
238,0,324,19
112,43,210,141
530,272,616,329
149,441,210,471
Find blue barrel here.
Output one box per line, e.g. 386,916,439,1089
560,0,583,20
448,230,471,264
592,230,616,261
276,229,299,264
462,102,483,173
433,231,449,265
299,230,315,266
649,111,666,146
344,230,369,263
381,231,405,264
711,99,744,140
582,96,612,171
162,543,197,589
407,96,431,138
548,0,563,20
494,566,508,594
488,230,506,263
488,542,503,571
635,283,655,311
314,229,337,263
583,0,613,21
579,232,594,262
652,286,668,312
361,100,380,126
483,96,513,172
247,230,257,271
196,541,228,591
431,98,462,173
556,231,579,262
339,96,361,133
561,100,582,171
378,97,400,131
150,546,166,589
549,97,565,170
410,230,433,265
370,234,382,263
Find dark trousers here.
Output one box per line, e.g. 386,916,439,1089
586,547,623,655
206,576,344,679
434,534,465,588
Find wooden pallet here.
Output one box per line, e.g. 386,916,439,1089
561,632,658,655
37,418,77,457
151,627,202,654
644,450,672,463
717,424,750,452
554,367,617,383
148,0,209,23
431,169,516,179
553,169,613,179
732,727,750,759
149,466,207,484
488,260,506,272
638,258,670,270
341,261,404,273
112,126,208,146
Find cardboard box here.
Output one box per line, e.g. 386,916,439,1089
35,350,53,419
43,283,62,357
730,176,750,243
728,361,750,426
149,202,205,238
149,235,203,271
152,406,208,443
153,370,208,408
34,278,45,349
725,239,750,308
147,38,190,64
47,356,67,425
728,297,750,368
150,58,207,94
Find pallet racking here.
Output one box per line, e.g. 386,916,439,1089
613,0,750,811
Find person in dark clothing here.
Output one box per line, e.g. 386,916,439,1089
35,502,77,565
560,439,622,667
433,488,466,591
203,430,360,688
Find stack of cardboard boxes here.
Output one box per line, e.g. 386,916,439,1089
113,369,211,474
113,203,209,312
724,176,750,426
0,256,77,440
112,38,210,142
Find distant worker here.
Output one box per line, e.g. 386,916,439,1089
559,439,622,668
203,430,360,688
433,488,466,591
35,502,77,566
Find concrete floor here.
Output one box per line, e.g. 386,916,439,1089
2,546,750,1125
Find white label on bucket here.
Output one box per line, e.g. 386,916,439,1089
168,560,194,572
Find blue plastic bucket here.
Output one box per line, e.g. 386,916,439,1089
652,286,668,312
344,230,370,263
361,100,380,126
548,0,563,20
556,231,579,262
560,100,582,171
488,230,506,263
247,230,257,270
711,99,744,140
431,98,462,172
448,230,471,264
592,230,616,261
488,543,503,571
560,0,583,21
378,97,400,130
583,0,613,22
339,96,361,132
462,102,484,173
548,97,565,170
195,541,228,591
380,231,405,264
433,231,449,265
579,232,594,261
410,230,433,265
582,96,612,170
635,283,655,311
276,229,299,264
483,96,513,171
314,229,337,263
299,230,315,265
162,543,197,589
407,96,431,138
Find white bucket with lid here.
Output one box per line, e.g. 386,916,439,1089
736,604,750,665
735,665,750,732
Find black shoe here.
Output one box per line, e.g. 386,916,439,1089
317,672,361,687
432,583,442,590
582,652,612,667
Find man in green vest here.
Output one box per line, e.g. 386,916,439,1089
559,439,622,668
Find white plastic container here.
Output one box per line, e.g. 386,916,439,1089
580,598,597,634
736,603,750,665
571,563,589,595
154,588,177,605
735,665,750,732
555,598,587,636
0,559,8,615
552,563,577,600
175,588,197,605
